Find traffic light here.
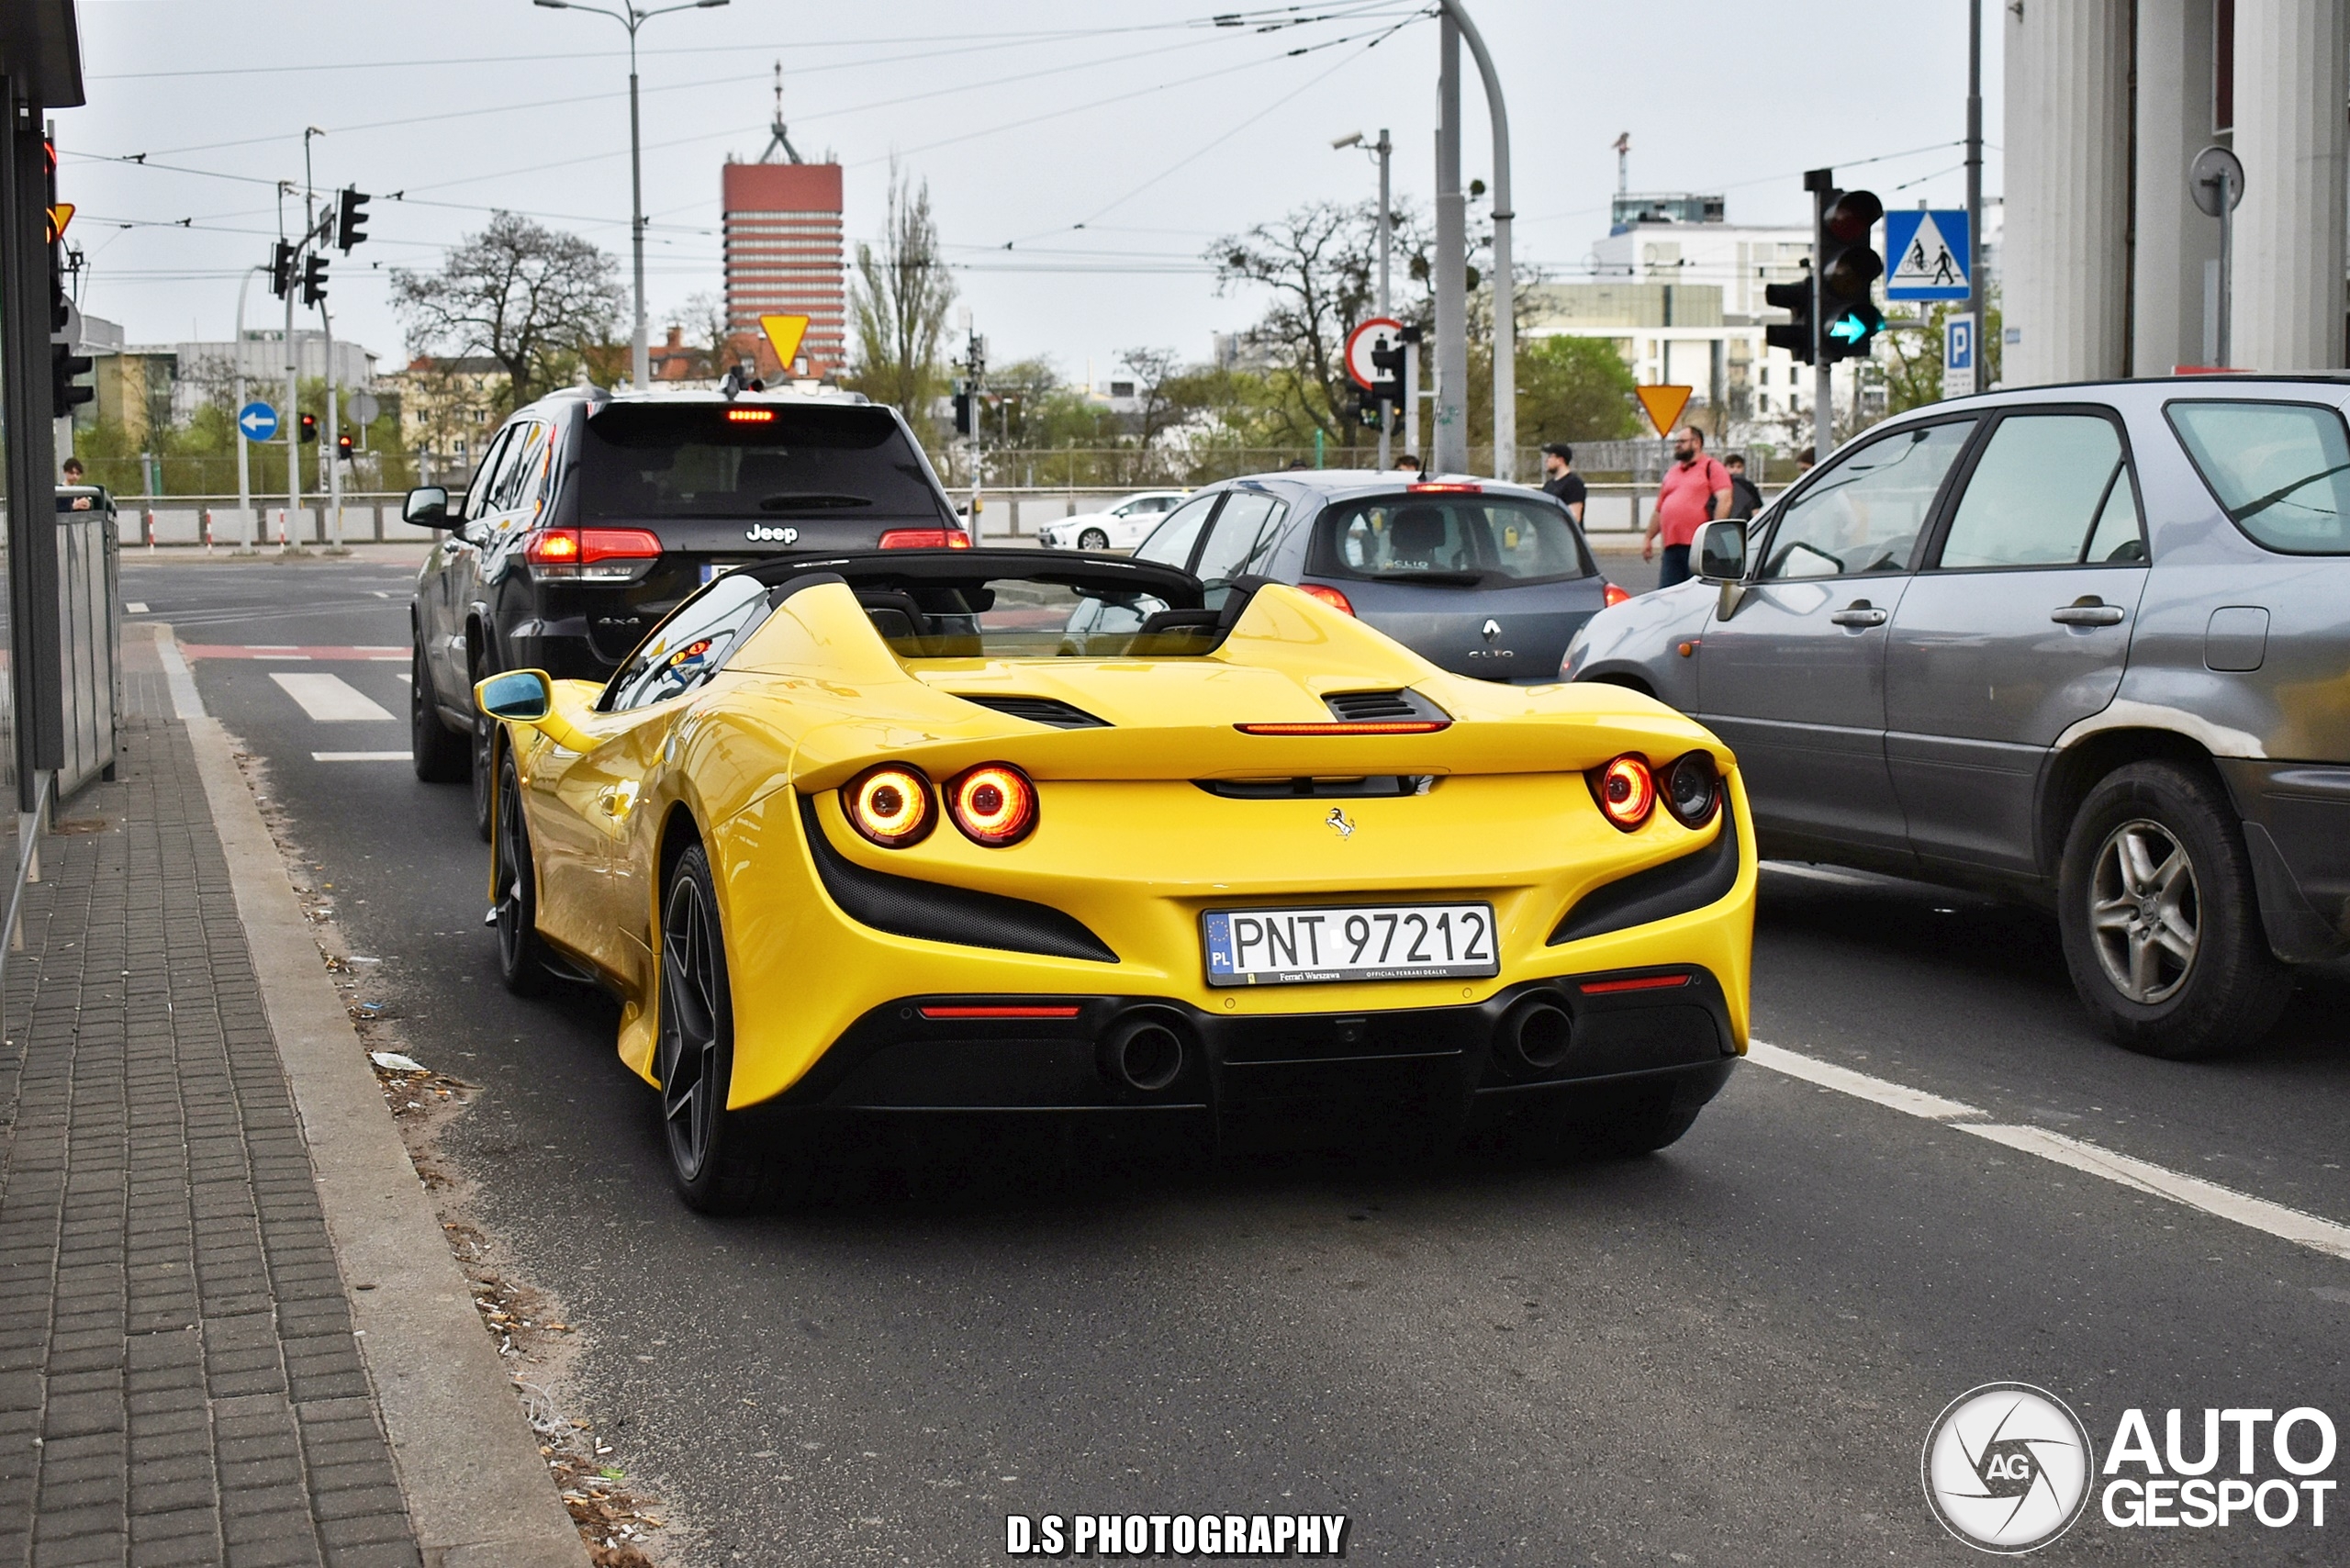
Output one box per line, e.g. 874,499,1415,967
269,240,296,298
952,385,977,438
1818,187,1885,362
335,187,370,252
1367,330,1405,408
336,431,354,459
49,252,92,420
300,252,328,307
297,412,319,444
1763,275,1815,365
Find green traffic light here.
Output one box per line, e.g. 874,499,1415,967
1828,315,1869,342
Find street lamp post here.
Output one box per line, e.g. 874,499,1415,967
535,0,731,391
1428,1,1514,481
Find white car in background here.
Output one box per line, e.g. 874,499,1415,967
1035,489,1190,552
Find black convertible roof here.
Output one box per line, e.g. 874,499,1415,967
749,548,1205,608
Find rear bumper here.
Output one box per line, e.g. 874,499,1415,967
2218,759,2350,961
736,966,1739,1129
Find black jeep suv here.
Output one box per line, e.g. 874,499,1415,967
408,386,964,834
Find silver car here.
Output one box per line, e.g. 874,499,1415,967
1564,376,2350,1059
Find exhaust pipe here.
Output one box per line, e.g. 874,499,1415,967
1100,1013,1188,1093
1497,998,1574,1076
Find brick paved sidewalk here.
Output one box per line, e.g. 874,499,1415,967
0,717,420,1567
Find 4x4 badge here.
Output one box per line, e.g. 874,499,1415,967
744,523,800,543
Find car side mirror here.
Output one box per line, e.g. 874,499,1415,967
1696,520,1747,583
476,669,551,721
403,486,453,527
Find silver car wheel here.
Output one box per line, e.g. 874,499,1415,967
2088,817,2200,1004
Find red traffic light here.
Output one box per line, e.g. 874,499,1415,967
1824,189,1883,242
297,413,319,443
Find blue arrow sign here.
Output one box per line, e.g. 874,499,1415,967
1884,209,1972,300
238,400,279,442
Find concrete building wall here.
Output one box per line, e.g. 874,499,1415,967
2003,0,2133,385
2232,0,2348,369
2132,0,2226,373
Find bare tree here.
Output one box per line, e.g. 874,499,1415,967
1206,200,1433,442
391,212,624,409
849,163,957,427
1117,347,1188,454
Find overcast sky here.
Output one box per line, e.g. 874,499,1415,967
59,0,2003,384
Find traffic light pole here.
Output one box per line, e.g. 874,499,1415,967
1964,0,1983,393
233,264,259,551
1438,1,1513,482
1375,127,1393,472
1808,171,1833,464
284,240,300,545
1430,15,1468,475
319,301,342,553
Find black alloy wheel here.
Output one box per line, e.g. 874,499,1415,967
1078,527,1110,551
2056,759,2291,1058
411,640,469,783
469,649,496,843
655,845,806,1213
492,750,551,997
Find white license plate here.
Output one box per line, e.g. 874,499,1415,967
699,560,748,585
1202,902,1499,987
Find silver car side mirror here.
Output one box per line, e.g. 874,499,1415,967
1696,520,1747,583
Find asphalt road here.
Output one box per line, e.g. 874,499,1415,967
128,551,2350,1566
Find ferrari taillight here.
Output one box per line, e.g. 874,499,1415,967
524,527,662,581
878,528,974,550
1297,584,1354,616
845,764,934,848
1590,753,1656,832
1662,751,1721,828
946,763,1037,847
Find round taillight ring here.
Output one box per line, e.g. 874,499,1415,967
1662,751,1721,828
946,762,1037,846
1592,754,1656,832
845,764,934,848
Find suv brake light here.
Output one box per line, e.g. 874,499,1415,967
524,526,662,581
1407,481,1483,494
879,528,974,550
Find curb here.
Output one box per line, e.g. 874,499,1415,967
158,623,588,1568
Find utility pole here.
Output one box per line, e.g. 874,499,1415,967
232,265,262,552
319,302,342,552
1431,14,1468,474
1439,2,1513,481
1337,128,1398,469
1964,0,1983,392
534,0,734,391
282,182,300,546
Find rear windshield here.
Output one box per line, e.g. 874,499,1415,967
2165,399,2350,554
1312,495,1590,585
576,403,949,522
856,576,1224,660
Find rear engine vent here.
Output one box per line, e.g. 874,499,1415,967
952,694,1111,730
1196,776,1435,800
1324,689,1448,723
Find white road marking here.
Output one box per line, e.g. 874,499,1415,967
124,600,148,614
154,629,205,720
271,673,397,722
1745,1040,2350,1263
395,673,412,683
312,751,412,762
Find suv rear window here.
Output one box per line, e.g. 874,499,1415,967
1311,495,1589,586
2165,399,2350,554
577,403,948,522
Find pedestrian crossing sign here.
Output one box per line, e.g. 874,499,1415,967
1884,209,1971,300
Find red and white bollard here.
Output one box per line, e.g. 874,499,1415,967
201,508,215,554
142,509,156,551
275,508,289,548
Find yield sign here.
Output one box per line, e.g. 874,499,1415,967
44,203,72,243
760,313,811,368
1635,384,1692,439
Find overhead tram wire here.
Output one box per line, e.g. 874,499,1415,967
82,5,1411,82
990,6,1430,253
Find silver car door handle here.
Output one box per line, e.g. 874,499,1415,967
1828,606,1887,627
2051,604,2126,626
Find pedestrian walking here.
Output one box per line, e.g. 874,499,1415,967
1640,425,1731,589
1539,442,1586,524
1722,454,1763,521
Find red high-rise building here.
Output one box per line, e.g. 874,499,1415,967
722,161,845,379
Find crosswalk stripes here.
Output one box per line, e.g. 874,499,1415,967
271,672,397,722
313,751,414,763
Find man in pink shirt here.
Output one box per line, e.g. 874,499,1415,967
1641,425,1733,588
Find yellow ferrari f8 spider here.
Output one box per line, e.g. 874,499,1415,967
476,549,1755,1210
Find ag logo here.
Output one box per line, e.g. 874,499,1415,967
1922,1383,2094,1553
